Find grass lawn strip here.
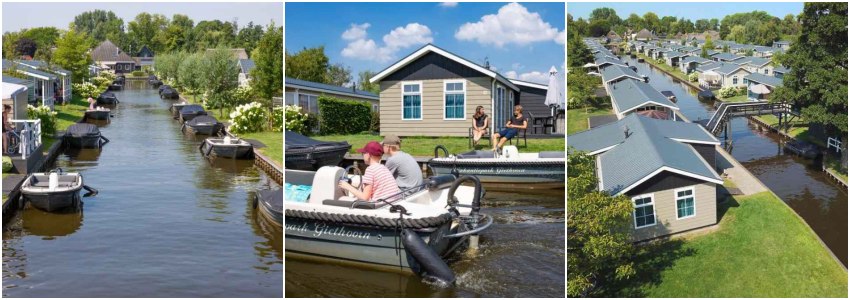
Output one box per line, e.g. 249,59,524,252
314,134,564,157
238,131,282,166
567,107,612,134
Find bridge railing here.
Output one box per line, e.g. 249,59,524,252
705,101,790,134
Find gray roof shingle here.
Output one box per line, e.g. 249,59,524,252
238,59,255,74
745,73,784,87
601,65,642,83
91,40,135,63
608,79,678,114
712,52,743,61
568,114,721,195
285,77,378,99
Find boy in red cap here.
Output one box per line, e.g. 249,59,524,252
338,141,401,202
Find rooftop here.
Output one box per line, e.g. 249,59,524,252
608,78,678,115
286,77,378,100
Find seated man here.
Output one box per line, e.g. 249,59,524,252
338,141,401,202
492,105,528,151
382,135,424,191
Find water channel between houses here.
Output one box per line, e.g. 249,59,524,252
2,80,283,297
285,189,565,297
622,55,848,266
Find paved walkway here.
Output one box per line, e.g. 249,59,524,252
2,174,26,195
715,146,768,195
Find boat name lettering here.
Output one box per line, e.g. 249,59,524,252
456,168,526,174
285,222,372,240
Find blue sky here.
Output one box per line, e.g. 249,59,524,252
285,2,565,85
2,2,283,32
568,2,803,21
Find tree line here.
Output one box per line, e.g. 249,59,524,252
568,8,801,46
3,10,268,63
285,46,380,95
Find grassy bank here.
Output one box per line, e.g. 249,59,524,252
567,107,612,134
313,133,564,156
238,131,282,166
752,114,817,146
636,53,690,82
609,192,847,297
54,95,88,132
719,94,748,103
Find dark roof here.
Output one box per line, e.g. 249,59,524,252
715,63,749,75
238,59,255,74
773,66,791,74
608,79,678,114
137,45,154,58
2,75,31,86
286,77,378,100
745,73,784,87
712,52,743,61
635,29,655,39
91,40,135,63
2,59,57,80
681,56,711,64
13,59,70,76
734,56,770,67
601,65,642,83
568,114,721,195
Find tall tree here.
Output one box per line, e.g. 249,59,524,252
357,71,380,95
325,63,352,86
71,10,125,48
21,27,61,51
128,13,169,54
236,21,265,56
624,13,643,30
567,32,593,68
642,12,660,33
567,149,636,297
2,31,21,60
201,47,240,117
250,23,283,105
52,29,93,83
155,14,194,53
285,46,329,84
589,8,621,27
14,38,37,58
177,53,204,102
190,20,237,51
773,2,848,135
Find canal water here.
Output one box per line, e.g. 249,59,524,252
622,55,848,265
285,190,565,297
2,80,283,297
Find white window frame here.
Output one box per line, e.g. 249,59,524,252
400,81,422,121
632,193,657,229
443,79,466,121
674,186,697,220
732,75,738,85
297,92,319,114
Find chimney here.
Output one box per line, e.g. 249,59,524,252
484,57,490,70
624,126,630,139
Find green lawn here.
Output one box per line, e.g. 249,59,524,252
567,107,612,134
609,192,847,297
312,133,564,157
238,131,282,166
54,95,88,131
720,94,749,103
636,53,690,82
752,114,812,144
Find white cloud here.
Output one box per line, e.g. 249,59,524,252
342,23,370,41
455,2,562,47
504,71,518,79
511,63,524,70
341,23,433,63
505,70,550,85
555,30,566,45
439,2,458,8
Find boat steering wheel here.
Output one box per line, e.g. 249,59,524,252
342,165,363,191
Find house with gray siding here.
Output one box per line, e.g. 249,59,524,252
568,114,722,241
679,56,712,74
608,78,679,121
13,59,71,104
2,59,56,109
370,44,553,137
285,77,379,114
744,73,784,101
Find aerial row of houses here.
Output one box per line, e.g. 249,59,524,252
574,39,724,242
626,34,790,101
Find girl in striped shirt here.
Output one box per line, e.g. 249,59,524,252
338,141,401,202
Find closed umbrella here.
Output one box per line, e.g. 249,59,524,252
544,66,563,116
702,70,720,83
582,63,596,68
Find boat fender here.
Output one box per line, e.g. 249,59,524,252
401,228,455,284
426,175,457,191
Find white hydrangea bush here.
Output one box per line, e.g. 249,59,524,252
229,102,268,133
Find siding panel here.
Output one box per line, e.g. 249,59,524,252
630,182,717,241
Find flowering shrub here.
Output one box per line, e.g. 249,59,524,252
90,76,111,90
27,105,57,135
2,156,11,172
98,70,117,81
232,85,255,106
688,72,699,82
229,102,268,134
271,106,283,132
718,86,738,98
284,105,312,134
72,82,102,99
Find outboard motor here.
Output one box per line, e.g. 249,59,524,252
401,229,456,284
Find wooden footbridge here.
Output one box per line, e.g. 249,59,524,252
702,101,798,135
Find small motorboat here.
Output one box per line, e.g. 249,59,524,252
285,131,351,171
158,84,172,95
85,107,111,121
96,92,119,105
428,145,565,190
784,140,820,159
150,79,163,87
107,83,122,91
255,188,282,226
64,123,109,148
160,87,179,100
285,167,492,283
638,58,645,63
199,136,253,159
20,169,84,212
171,102,191,117
183,115,222,135
698,90,715,101
178,104,206,122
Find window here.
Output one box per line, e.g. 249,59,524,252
297,93,319,114
444,80,465,119
764,69,769,75
632,194,656,228
285,92,297,106
675,187,696,219
732,76,738,85
402,82,421,120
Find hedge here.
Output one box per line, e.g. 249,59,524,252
317,95,371,135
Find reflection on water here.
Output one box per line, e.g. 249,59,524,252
285,191,565,297
624,55,848,266
2,81,282,297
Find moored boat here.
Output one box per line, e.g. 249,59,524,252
428,145,565,190
20,169,84,212
255,188,282,226
64,123,109,148
285,167,491,283
285,131,351,171
199,136,253,159
178,104,206,122
96,92,119,105
85,107,111,121
170,102,190,116
182,115,222,135
160,87,179,100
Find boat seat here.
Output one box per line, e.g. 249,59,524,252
310,166,345,205
456,150,496,159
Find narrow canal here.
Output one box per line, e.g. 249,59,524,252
622,55,848,266
2,80,283,297
285,190,565,297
